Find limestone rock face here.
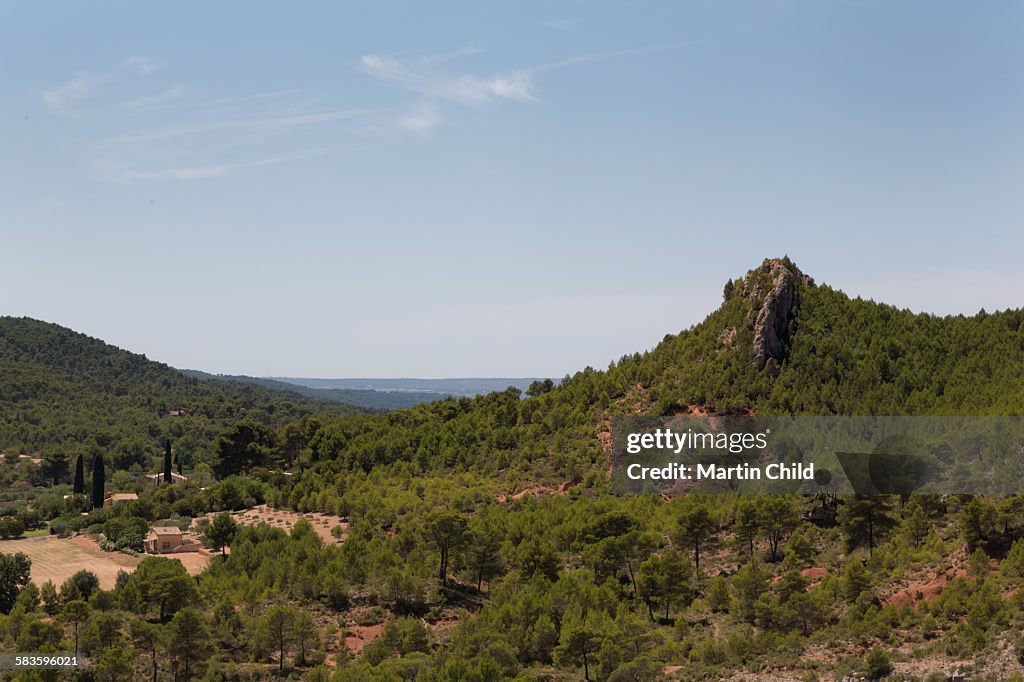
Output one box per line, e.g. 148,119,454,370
750,259,810,369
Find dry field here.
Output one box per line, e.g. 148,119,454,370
194,504,347,544
0,535,210,589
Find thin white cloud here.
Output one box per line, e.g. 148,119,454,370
361,55,537,105
398,102,443,133
43,56,165,111
42,72,109,110
95,87,367,183
123,56,159,75
360,42,695,118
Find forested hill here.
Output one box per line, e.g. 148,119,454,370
0,317,363,461
275,258,1024,488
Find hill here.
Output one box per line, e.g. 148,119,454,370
262,258,1024,483
0,317,364,466
5,260,1024,681
233,258,1024,679
181,371,452,411
272,377,546,398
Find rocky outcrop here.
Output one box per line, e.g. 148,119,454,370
750,259,810,369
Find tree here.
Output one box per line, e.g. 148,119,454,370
60,599,90,654
14,582,40,612
526,378,555,397
736,498,761,558
212,420,278,478
0,516,26,539
163,439,173,484
66,569,100,601
130,619,162,682
676,504,716,575
636,548,693,622
262,605,298,673
41,452,70,486
15,616,63,652
292,609,318,667
92,453,106,509
842,560,872,601
732,558,768,624
74,454,85,495
167,607,211,681
94,641,133,682
902,499,931,547
555,609,607,681
707,576,730,612
425,510,468,587
761,496,801,562
465,506,504,590
839,495,897,556
0,551,31,614
40,580,60,615
204,513,238,556
59,578,82,604
129,557,197,620
960,497,997,551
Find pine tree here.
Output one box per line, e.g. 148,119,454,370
91,454,105,509
839,495,897,556
164,439,172,483
73,455,85,495
676,504,716,575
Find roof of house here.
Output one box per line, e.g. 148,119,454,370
110,493,139,501
150,526,183,535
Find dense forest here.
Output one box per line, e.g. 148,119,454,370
3,259,1024,681
0,317,364,472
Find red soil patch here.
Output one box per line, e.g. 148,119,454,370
510,486,558,500
884,566,968,608
426,616,460,636
497,481,576,502
801,566,827,590
345,623,385,653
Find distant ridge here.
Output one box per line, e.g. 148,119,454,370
183,371,460,410
270,377,546,398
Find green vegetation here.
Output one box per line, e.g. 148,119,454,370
3,259,1024,679
0,317,364,468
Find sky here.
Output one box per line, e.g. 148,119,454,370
3,1,1024,378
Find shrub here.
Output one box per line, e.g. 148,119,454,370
0,516,26,538
865,647,892,679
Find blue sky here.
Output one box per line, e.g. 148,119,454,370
3,1,1023,377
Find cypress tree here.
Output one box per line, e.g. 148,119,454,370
73,455,85,495
164,439,173,483
91,454,105,509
